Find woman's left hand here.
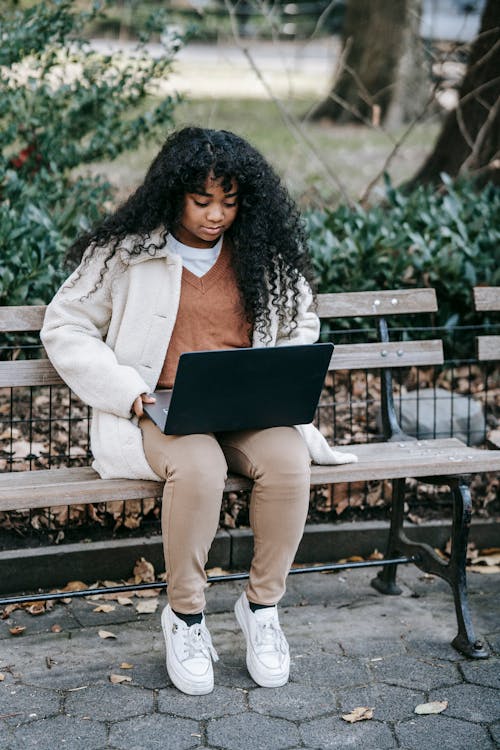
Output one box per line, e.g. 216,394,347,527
132,393,156,418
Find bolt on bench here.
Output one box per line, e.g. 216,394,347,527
1,288,499,659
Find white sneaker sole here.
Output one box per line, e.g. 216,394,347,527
161,607,214,695
234,595,289,688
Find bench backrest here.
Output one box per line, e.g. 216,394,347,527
473,286,500,362
0,289,443,443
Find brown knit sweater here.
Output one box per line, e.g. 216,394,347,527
158,241,252,388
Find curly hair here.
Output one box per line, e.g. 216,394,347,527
68,127,314,339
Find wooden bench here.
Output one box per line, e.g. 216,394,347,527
1,289,499,659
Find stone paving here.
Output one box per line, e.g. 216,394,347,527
0,566,499,750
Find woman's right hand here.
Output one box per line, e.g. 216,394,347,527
132,393,156,418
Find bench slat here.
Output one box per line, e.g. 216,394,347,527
473,287,500,312
0,305,46,332
476,335,500,361
0,340,445,388
0,359,64,387
330,340,443,370
317,289,437,318
1,439,499,512
0,291,438,335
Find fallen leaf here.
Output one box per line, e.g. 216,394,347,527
26,604,45,616
414,700,448,715
342,706,374,723
117,597,133,606
119,662,134,669
0,673,5,681
133,558,155,584
51,624,62,633
473,553,500,566
206,567,231,577
98,629,117,639
135,588,161,598
109,674,132,684
1,604,20,619
58,581,88,593
9,626,26,636
135,598,158,614
93,604,116,613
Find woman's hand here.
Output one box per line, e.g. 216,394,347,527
132,393,156,418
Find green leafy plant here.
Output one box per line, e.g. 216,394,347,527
305,176,500,342
0,0,181,306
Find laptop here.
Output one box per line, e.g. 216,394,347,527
143,343,334,435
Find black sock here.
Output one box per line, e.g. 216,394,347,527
249,602,275,613
173,609,203,626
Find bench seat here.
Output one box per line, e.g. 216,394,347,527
1,438,498,511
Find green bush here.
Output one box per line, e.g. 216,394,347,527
0,0,181,306
305,176,500,337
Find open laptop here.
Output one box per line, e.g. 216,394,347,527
143,343,334,435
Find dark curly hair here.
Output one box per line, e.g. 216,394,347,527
68,126,315,338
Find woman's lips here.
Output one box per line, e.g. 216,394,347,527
202,226,222,234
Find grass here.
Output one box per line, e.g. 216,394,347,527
92,96,440,209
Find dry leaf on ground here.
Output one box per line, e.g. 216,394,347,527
206,567,231,577
98,629,117,639
414,700,448,715
117,597,133,606
109,674,132,684
134,588,161,598
135,598,158,614
26,604,45,616
51,624,62,633
1,604,20,619
119,662,134,669
342,707,374,723
133,558,155,584
93,604,116,613
57,581,88,593
9,626,26,636
0,673,5,681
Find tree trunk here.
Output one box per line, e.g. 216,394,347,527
311,0,427,126
410,0,500,185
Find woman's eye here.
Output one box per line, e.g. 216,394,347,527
194,200,209,207
224,202,237,208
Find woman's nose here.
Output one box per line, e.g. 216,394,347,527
207,203,224,221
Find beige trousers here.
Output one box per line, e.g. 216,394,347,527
140,417,311,614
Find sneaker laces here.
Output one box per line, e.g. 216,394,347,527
181,622,219,663
254,612,289,656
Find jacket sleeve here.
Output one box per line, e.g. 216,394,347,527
275,275,320,346
40,253,150,418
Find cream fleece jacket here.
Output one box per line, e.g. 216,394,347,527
41,230,357,479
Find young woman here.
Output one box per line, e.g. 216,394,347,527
41,127,357,695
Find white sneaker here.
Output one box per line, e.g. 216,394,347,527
161,604,218,695
234,592,290,688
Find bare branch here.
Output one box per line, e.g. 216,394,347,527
223,0,353,205
358,90,437,204
460,95,500,173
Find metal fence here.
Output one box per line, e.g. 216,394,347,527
0,323,498,549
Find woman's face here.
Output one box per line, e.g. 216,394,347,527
175,174,239,248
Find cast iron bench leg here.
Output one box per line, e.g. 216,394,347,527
448,478,489,658
371,477,405,595
372,475,489,659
